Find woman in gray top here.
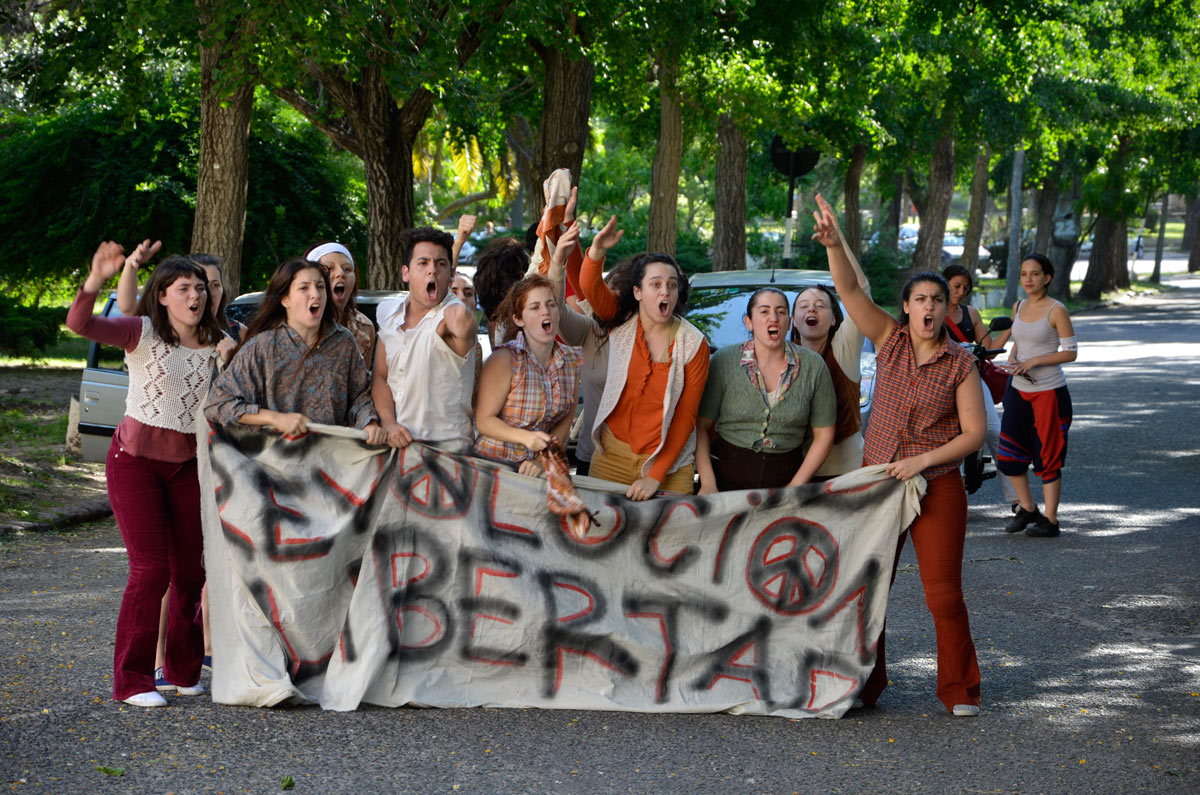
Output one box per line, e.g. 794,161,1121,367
991,253,1078,537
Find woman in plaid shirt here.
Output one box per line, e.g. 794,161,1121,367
813,194,987,718
473,273,582,477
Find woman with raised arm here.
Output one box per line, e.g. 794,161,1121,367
204,258,386,443
66,241,225,708
118,245,242,347
813,194,986,717
116,245,234,690
695,288,836,492
473,274,581,476
992,254,1077,538
577,216,710,500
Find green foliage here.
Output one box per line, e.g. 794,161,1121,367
0,77,366,297
604,229,711,277
0,296,65,356
240,93,367,290
860,246,905,306
0,71,197,293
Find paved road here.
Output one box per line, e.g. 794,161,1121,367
3,280,1198,793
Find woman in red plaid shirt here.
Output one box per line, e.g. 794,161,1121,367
813,194,987,718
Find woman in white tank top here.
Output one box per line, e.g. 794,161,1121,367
991,254,1078,538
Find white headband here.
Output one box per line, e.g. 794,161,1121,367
306,242,354,267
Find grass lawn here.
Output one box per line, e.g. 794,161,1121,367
0,326,89,369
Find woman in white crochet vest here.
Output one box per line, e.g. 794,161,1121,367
576,216,711,501
66,240,227,708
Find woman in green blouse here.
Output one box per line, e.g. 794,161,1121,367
695,288,836,493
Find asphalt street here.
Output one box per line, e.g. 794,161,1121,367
2,277,1198,794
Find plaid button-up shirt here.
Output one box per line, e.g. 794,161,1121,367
473,332,582,463
862,325,975,480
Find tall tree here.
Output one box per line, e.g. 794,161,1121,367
190,0,254,294
248,1,512,288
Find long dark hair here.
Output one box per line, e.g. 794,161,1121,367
234,259,334,359
190,253,229,329
474,236,530,322
897,271,950,332
602,252,689,332
789,285,844,349
134,256,223,347
941,263,974,298
1023,252,1055,279
745,287,789,323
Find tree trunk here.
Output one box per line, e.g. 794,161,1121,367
912,126,955,271
712,113,747,271
1080,214,1128,300
528,47,594,221
1151,192,1168,283
648,57,683,254
1034,173,1060,256
1048,184,1080,302
1003,147,1025,306
961,143,990,274
841,144,868,261
190,6,254,295
878,172,902,252
1078,138,1132,299
1182,194,1199,251
361,128,421,289
1190,236,1200,272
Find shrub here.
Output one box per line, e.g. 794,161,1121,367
0,295,65,356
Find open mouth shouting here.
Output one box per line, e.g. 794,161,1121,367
540,317,553,335
425,279,438,303
922,313,935,333
331,280,347,303
765,321,781,341
308,299,323,320
804,314,819,327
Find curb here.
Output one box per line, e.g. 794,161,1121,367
0,497,113,537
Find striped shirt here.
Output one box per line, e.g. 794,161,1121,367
473,332,582,463
862,325,975,480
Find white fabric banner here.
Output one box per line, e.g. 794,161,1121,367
198,426,924,718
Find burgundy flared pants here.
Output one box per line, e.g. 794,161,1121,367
106,441,205,700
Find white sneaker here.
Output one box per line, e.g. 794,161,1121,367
952,704,980,717
176,681,206,697
122,691,167,708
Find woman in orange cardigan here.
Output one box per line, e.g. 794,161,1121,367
574,216,709,500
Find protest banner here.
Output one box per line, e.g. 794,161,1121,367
199,426,923,718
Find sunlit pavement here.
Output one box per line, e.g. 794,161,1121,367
1,284,1197,793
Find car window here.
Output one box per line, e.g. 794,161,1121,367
687,286,808,350
90,299,128,372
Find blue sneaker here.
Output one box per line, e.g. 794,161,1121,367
202,655,212,673
154,667,176,693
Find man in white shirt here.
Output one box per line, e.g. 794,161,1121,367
372,228,479,451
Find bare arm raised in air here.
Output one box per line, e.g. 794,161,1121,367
812,194,895,350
